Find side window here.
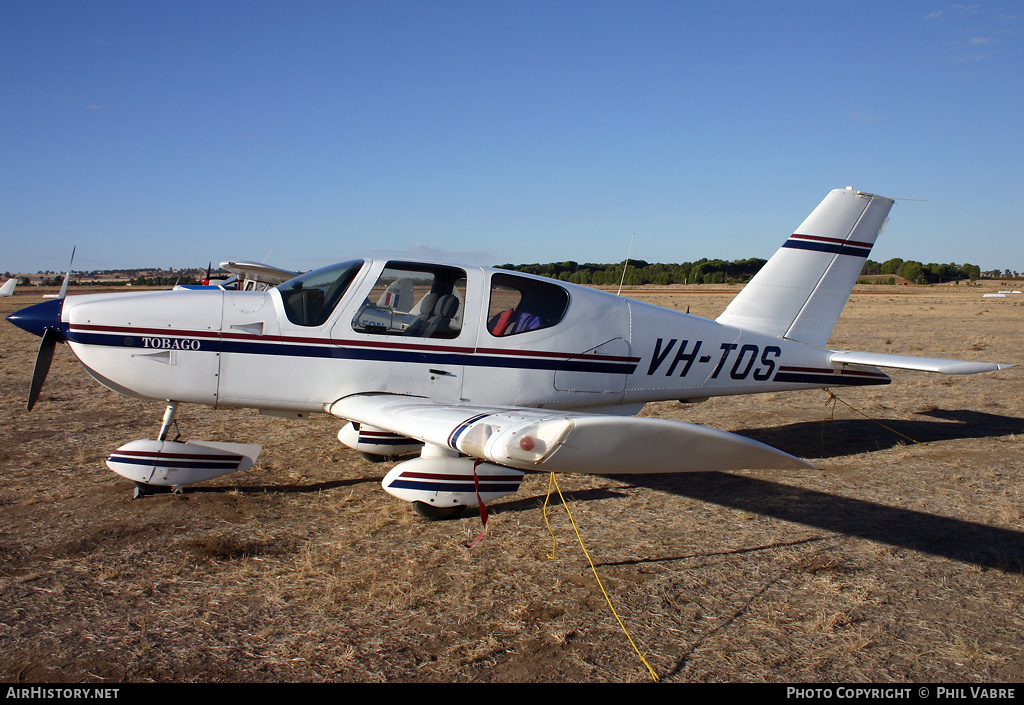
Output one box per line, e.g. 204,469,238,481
487,273,569,336
277,260,364,327
352,263,466,339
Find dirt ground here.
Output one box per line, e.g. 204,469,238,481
1,282,1022,683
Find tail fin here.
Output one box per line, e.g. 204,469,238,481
716,187,894,347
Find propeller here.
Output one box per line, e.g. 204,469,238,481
55,245,76,299
28,328,60,411
7,285,68,411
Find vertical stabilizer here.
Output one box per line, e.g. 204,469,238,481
716,188,894,347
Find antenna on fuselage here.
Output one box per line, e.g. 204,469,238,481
616,233,636,296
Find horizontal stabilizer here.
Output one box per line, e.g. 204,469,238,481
830,351,1012,375
330,395,814,474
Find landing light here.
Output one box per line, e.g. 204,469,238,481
505,419,573,463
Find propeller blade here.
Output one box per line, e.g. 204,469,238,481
55,245,76,300
28,328,60,411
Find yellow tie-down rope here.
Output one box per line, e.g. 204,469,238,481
542,472,660,682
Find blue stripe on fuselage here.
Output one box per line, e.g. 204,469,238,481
65,330,639,375
64,332,634,377
772,371,889,386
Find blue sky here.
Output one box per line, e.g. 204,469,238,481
3,1,1022,275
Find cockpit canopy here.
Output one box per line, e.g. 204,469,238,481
275,259,573,338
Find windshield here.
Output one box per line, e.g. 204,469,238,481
276,259,364,326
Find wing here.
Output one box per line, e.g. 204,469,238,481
219,260,298,287
329,394,814,474
829,351,1012,375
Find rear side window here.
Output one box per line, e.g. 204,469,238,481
487,273,569,336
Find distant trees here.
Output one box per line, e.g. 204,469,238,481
860,259,984,284
128,275,200,286
498,257,768,285
498,257,1002,287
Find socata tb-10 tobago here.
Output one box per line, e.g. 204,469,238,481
7,187,1012,517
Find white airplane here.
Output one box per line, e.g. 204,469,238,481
0,278,16,297
217,260,299,291
187,260,299,291
6,188,1012,515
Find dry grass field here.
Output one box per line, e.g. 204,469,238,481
1,282,1022,683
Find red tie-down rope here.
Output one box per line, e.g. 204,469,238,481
464,458,489,549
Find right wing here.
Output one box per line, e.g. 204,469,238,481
329,394,814,474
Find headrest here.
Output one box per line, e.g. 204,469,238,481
434,295,458,318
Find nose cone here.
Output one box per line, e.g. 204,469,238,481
6,298,65,338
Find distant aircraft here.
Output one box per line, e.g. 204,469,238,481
6,188,1012,514
187,260,299,291
0,278,15,297
218,260,299,291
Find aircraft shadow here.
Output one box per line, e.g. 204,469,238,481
188,476,382,495
618,471,1024,575
494,487,631,515
731,408,1024,459
492,409,1024,574
181,409,1024,574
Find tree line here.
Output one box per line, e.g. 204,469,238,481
10,258,1014,290
497,257,1004,286
496,258,769,286
858,259,984,284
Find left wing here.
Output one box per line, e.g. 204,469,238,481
329,394,814,474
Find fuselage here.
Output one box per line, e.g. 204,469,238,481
46,258,888,415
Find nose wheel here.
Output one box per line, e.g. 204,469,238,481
413,501,466,520
133,482,184,499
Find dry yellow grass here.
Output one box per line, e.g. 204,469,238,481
0,282,1022,682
